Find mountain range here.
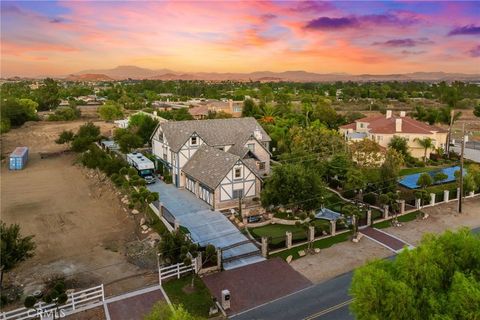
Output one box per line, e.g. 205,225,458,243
66,65,480,82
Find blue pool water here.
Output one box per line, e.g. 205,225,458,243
398,166,464,189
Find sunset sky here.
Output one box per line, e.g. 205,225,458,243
1,1,479,77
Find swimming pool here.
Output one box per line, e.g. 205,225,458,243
398,166,464,189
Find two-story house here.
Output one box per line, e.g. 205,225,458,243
151,118,271,211
339,110,448,159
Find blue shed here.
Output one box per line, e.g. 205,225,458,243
9,147,29,170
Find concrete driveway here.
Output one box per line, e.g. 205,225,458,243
147,181,264,269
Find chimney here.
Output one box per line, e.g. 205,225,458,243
396,118,402,132
386,110,393,119
400,111,406,117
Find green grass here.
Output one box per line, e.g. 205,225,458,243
373,211,422,229
250,224,306,244
426,182,457,194
399,166,436,176
162,276,214,318
271,231,352,260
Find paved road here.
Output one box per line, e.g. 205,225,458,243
451,144,480,163
232,227,480,320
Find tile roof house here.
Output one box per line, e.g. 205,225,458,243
339,110,448,159
151,118,271,211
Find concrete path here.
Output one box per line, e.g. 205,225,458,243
147,181,264,269
360,227,414,253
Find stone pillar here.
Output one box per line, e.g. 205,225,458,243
194,253,202,273
415,198,421,209
308,226,315,242
261,236,268,258
217,249,222,270
444,190,449,203
469,191,474,197
457,187,461,199
383,205,389,219
286,231,292,249
330,220,336,236
367,210,372,226
399,200,405,214
174,219,179,231
430,193,436,206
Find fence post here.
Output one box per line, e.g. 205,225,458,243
444,190,449,203
101,284,105,302
177,263,180,279
469,191,474,197
399,200,405,214
430,193,435,206
71,292,76,310
286,231,292,249
330,220,336,236
415,198,421,209
383,205,389,219
217,249,222,270
308,226,315,242
457,187,461,199
261,236,268,258
367,210,372,226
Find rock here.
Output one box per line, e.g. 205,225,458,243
422,213,429,220
141,225,149,231
147,233,161,242
140,218,146,226
286,255,293,263
132,209,139,215
298,250,306,257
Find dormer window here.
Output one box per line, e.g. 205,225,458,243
247,143,255,152
191,136,198,145
234,167,242,179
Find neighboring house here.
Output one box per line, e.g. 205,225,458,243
188,99,243,119
151,118,271,211
339,110,448,159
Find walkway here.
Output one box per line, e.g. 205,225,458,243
360,227,413,253
147,181,264,270
105,285,164,320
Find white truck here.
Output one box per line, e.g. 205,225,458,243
126,152,156,184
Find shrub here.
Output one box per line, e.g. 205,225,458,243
363,192,377,205
343,189,356,199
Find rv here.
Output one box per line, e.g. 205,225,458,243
126,152,156,184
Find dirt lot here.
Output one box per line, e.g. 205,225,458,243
291,197,480,284
1,120,156,303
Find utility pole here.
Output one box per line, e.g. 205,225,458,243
458,123,465,213
446,109,455,156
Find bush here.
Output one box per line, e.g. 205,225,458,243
48,106,80,121
343,189,356,199
363,192,377,205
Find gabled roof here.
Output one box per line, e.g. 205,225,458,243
182,145,262,190
154,117,271,152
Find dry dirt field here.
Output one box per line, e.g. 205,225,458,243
1,120,156,303
292,197,480,284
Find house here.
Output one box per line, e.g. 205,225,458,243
151,118,271,211
339,110,448,159
188,99,243,119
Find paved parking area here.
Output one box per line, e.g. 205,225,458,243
360,227,413,253
106,286,165,320
203,258,312,315
147,181,264,269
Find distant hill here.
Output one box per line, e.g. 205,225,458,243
71,66,480,82
65,73,113,81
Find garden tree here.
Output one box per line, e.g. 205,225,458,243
128,113,159,144
158,230,198,265
80,145,127,176
114,128,144,153
157,108,193,121
345,168,367,196
433,171,448,184
474,104,480,117
261,163,327,212
378,192,400,221
453,169,477,196
312,100,339,129
415,137,434,163
130,187,159,212
379,149,404,192
348,139,384,168
70,122,101,152
0,222,36,289
47,106,81,121
34,78,60,111
55,130,75,147
257,103,278,124
327,153,352,183
388,136,410,159
289,123,346,160
295,220,316,251
242,98,259,117
350,229,480,319
0,98,38,131
342,204,362,239
25,280,68,320
98,102,124,120
144,302,201,320
416,173,433,189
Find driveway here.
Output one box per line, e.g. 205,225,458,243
148,181,264,269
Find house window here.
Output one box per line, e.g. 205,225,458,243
191,136,198,145
234,167,242,179
247,143,255,152
258,162,265,170
360,123,364,128
233,189,243,199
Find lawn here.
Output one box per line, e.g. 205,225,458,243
249,220,331,244
271,231,352,260
399,166,436,176
162,276,214,318
373,211,422,229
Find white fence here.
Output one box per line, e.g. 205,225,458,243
1,284,104,320
159,262,195,285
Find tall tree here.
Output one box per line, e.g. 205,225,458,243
34,78,60,111
415,137,434,163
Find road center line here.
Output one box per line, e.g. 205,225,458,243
302,298,355,320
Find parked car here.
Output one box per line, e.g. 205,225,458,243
247,215,261,223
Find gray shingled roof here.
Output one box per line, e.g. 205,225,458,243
182,145,240,190
157,117,271,152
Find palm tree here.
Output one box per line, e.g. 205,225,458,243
415,137,434,163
